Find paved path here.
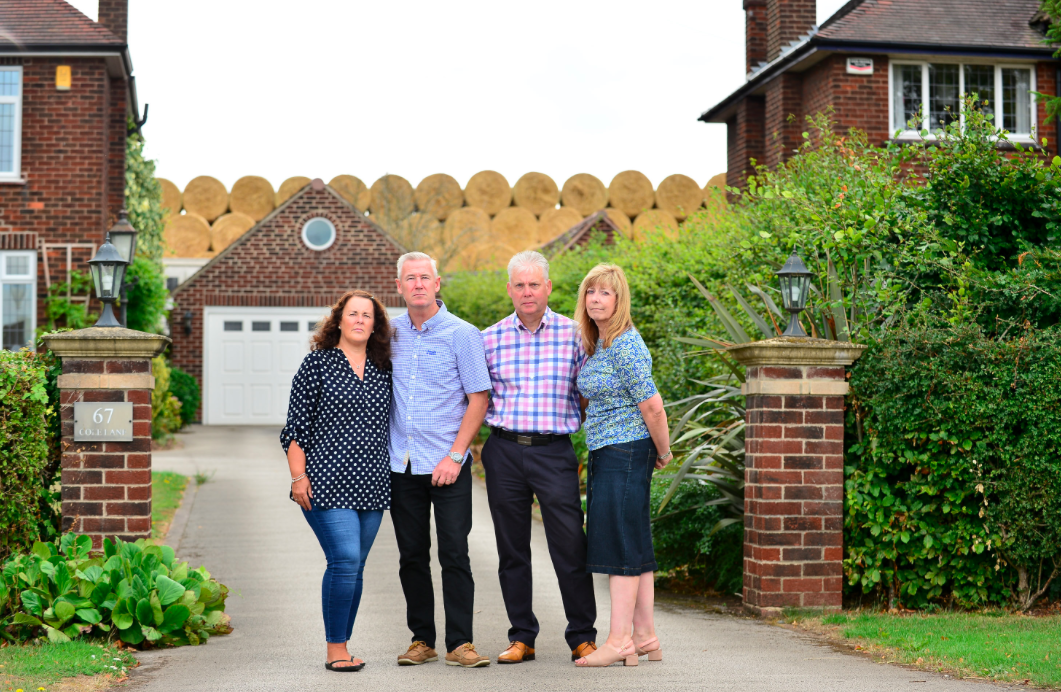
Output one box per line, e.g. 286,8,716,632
131,426,1002,692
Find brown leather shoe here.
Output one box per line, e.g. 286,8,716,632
571,641,597,661
398,641,438,665
446,642,491,667
498,641,535,664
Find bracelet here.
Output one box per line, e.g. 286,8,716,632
657,451,673,461
291,473,306,483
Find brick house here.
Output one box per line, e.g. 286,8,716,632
169,178,405,425
0,0,139,350
702,0,1060,187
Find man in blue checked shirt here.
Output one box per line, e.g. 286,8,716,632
389,252,492,669
480,251,598,665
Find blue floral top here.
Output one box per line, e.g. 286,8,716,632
577,328,658,450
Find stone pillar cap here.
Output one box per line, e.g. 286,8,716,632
725,336,866,367
42,327,171,359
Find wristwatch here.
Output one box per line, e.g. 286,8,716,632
447,452,464,464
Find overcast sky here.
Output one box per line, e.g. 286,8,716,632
68,0,848,191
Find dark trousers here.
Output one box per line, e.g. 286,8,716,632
481,433,597,650
390,461,474,652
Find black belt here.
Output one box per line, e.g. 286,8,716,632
491,427,569,446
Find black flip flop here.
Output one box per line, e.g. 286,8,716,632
325,657,365,672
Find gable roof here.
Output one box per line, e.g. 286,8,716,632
538,210,622,257
0,0,125,50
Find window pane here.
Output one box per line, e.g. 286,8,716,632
894,64,922,130
928,64,959,131
4,255,29,277
2,283,32,350
0,71,19,97
280,321,298,332
252,321,271,331
223,321,242,331
0,103,13,173
308,321,319,332
1002,68,1031,133
963,65,995,121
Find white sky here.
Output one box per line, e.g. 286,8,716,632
67,0,848,191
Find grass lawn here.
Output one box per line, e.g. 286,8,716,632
797,611,1061,688
0,640,136,691
151,471,188,540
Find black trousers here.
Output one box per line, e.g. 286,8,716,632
481,433,597,650
390,461,474,653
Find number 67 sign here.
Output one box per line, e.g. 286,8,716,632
73,402,134,441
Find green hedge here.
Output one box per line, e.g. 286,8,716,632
168,366,200,427
845,323,1061,610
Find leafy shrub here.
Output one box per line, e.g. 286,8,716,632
151,357,182,440
125,123,166,263
168,366,201,427
124,256,168,334
37,270,96,338
0,534,230,647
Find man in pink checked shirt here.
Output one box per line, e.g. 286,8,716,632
480,250,598,666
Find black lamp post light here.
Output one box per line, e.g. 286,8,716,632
87,232,129,328
775,250,813,337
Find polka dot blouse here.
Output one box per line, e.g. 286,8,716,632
280,348,391,511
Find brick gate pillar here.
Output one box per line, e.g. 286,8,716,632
726,337,865,617
42,327,171,549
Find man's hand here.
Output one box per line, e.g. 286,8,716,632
432,456,462,486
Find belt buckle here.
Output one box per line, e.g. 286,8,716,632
516,435,533,446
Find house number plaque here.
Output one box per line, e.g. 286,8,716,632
73,402,134,441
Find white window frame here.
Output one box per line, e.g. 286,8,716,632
301,217,337,251
889,58,1037,143
1,250,37,351
0,66,23,180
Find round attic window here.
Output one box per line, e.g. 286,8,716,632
301,217,336,251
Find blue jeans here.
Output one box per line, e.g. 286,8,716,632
302,507,384,643
585,437,658,576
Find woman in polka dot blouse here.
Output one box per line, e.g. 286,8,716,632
280,289,393,672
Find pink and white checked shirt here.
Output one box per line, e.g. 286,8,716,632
482,307,586,435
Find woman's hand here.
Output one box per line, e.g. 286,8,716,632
291,476,313,510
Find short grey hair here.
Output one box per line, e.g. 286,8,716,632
507,251,550,282
396,251,438,279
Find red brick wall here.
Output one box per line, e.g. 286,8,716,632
745,0,768,74
728,96,766,188
1036,61,1059,157
764,73,803,168
766,0,815,61
169,186,405,393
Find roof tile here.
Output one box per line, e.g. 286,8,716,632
0,0,123,49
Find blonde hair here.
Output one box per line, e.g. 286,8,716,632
575,263,633,357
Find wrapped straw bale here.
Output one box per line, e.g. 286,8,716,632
605,207,633,237
210,212,256,253
560,173,607,216
608,171,655,218
276,176,311,206
538,207,583,245
157,178,182,219
632,209,678,242
182,176,228,222
228,176,275,222
163,212,211,257
329,175,372,210
464,170,511,216
369,175,415,231
655,174,703,221
513,172,559,217
415,173,464,221
491,207,539,252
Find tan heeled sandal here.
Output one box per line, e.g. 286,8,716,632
574,640,638,667
635,636,663,661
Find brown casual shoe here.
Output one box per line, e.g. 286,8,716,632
446,643,491,667
497,641,535,664
398,641,438,665
571,641,597,661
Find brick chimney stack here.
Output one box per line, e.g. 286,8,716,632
97,0,128,43
745,0,768,73
766,0,815,61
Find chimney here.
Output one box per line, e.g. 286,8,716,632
745,0,768,73
97,0,128,43
766,0,815,62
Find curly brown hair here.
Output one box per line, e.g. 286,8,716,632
311,290,393,371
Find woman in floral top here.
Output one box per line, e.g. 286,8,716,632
573,264,672,668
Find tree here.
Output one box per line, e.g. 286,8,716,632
123,121,168,334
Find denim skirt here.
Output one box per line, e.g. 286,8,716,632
585,436,658,576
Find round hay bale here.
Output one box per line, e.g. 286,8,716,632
560,173,607,216
608,171,655,218
415,173,464,221
182,176,228,223
457,239,520,272
538,207,583,245
655,174,703,221
228,176,275,222
163,212,211,257
464,170,511,216
491,207,539,252
513,172,559,217
276,176,311,206
369,174,415,230
209,212,256,253
395,212,443,253
632,209,678,242
329,175,372,210
604,207,633,237
157,178,181,219
443,206,491,245
703,172,728,210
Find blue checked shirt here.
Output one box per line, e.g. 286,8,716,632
389,300,491,474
